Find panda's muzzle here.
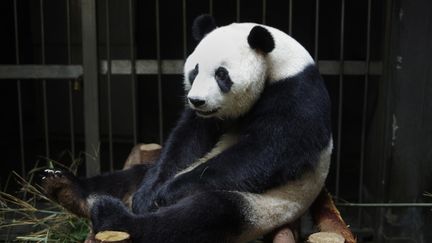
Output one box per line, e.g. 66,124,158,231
195,107,220,116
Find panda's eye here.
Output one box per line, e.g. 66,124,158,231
215,67,233,93
188,64,199,84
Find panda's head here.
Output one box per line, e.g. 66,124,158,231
184,15,275,119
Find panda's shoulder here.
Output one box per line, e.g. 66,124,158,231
246,64,329,118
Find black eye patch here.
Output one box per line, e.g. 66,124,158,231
215,67,233,93
188,64,199,84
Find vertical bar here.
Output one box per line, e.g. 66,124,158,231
183,0,187,59
236,0,240,22
377,1,397,240
66,0,76,160
262,0,266,25
314,0,320,63
209,0,213,16
128,0,138,145
335,0,345,201
40,0,50,158
358,0,372,223
105,0,114,172
14,0,25,176
81,0,100,176
155,0,164,144
289,0,293,35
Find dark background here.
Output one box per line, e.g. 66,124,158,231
0,0,431,242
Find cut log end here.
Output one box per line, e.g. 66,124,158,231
140,143,162,151
307,232,345,243
95,231,131,243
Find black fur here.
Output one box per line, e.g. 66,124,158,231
188,64,199,84
247,26,275,53
192,14,217,41
40,165,150,217
132,108,224,213
92,191,246,243
215,66,233,93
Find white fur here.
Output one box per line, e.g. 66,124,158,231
86,194,99,208
236,139,333,242
184,23,314,119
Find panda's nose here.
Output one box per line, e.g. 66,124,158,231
188,97,206,107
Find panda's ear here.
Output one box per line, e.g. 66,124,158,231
192,14,217,42
247,26,275,53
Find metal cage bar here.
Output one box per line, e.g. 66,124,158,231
289,0,293,35
97,59,382,76
66,0,76,161
0,65,82,79
40,0,51,159
209,0,213,16
105,0,114,172
236,0,240,22
314,0,320,63
155,0,164,144
13,0,25,177
0,60,382,79
335,0,345,201
183,0,187,59
358,0,372,224
81,0,101,176
128,0,138,146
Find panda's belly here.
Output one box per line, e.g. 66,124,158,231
236,138,333,242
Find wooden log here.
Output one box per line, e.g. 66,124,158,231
307,232,345,243
95,231,131,243
310,189,356,243
123,143,162,169
272,226,296,243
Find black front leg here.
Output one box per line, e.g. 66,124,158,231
132,108,223,213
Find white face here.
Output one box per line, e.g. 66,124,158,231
184,24,268,119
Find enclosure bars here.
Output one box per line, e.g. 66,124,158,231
156,0,164,144
66,0,76,161
128,0,138,146
13,0,25,177
105,0,114,172
183,0,187,60
81,0,101,176
334,0,345,202
40,0,51,159
357,0,372,225
314,0,320,64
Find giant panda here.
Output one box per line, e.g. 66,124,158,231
41,15,332,243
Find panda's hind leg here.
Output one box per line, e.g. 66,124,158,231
90,191,251,243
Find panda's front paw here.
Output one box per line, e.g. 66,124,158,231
91,196,132,233
39,169,89,217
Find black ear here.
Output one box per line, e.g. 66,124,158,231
192,14,217,42
247,26,275,53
